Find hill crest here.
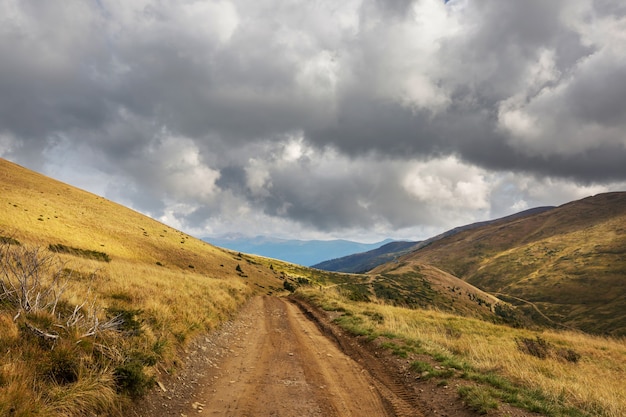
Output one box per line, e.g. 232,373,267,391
376,191,626,335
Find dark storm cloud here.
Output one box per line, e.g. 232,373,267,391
307,93,443,156
245,155,452,232
567,63,626,126
1,0,625,239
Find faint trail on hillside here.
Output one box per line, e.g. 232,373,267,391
492,292,577,330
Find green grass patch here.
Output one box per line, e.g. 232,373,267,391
380,341,413,358
434,353,469,371
332,315,373,337
410,360,433,374
410,360,456,379
458,385,499,414
461,370,589,416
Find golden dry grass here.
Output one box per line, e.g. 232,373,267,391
392,192,626,336
300,286,626,416
0,243,257,416
0,159,283,415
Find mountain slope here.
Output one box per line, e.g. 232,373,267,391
368,261,524,323
0,158,284,416
1,159,241,273
204,235,392,266
375,192,626,335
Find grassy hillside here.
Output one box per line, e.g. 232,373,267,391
263,251,525,326
384,192,626,335
0,158,283,416
4,158,624,416
365,261,531,325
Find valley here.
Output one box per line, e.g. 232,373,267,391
1,158,626,417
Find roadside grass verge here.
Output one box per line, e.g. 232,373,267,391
297,286,626,417
0,242,251,416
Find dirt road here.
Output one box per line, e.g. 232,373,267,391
194,296,390,416
130,296,422,417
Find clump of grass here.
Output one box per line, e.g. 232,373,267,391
109,291,134,303
283,280,297,292
381,341,413,358
106,307,143,335
409,360,455,379
517,336,582,363
363,310,385,323
333,314,374,337
49,243,111,262
42,368,118,417
113,355,155,398
458,385,499,414
517,336,552,359
0,236,21,246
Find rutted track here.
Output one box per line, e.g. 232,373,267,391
129,295,426,417
290,296,425,417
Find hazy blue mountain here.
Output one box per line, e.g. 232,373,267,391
313,240,420,273
203,234,393,266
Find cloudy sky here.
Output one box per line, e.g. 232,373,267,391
1,0,626,242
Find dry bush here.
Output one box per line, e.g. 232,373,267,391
0,242,67,316
0,243,129,415
516,336,581,363
516,336,551,359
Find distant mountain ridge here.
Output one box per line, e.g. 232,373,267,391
203,235,393,266
312,240,420,273
313,206,556,274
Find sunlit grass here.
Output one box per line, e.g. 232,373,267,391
0,159,278,415
299,286,626,416
0,244,254,416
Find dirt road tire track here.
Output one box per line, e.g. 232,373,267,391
196,296,391,416
130,295,411,416
289,296,425,417
128,295,540,417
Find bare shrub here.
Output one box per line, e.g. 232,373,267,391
0,242,67,316
556,347,581,363
0,241,120,340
